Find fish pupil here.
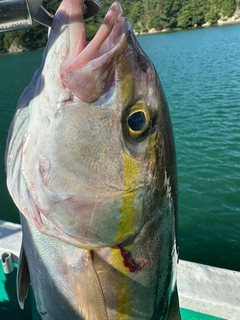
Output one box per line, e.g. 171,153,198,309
128,111,146,131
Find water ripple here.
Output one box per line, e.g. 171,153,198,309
138,24,240,271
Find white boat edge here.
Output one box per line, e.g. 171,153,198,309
0,219,240,319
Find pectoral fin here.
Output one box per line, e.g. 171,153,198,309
167,289,181,320
17,245,31,309
68,250,108,320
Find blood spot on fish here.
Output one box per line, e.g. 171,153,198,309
119,245,146,273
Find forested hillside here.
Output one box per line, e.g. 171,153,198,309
0,0,239,53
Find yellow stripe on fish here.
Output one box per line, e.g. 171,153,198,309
110,152,141,318
114,152,142,243
110,132,158,319
109,246,132,319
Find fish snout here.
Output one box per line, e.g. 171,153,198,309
55,0,128,103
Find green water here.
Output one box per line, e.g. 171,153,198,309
0,24,240,272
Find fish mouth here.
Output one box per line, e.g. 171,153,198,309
57,0,127,103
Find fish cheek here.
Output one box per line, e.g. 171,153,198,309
48,197,125,246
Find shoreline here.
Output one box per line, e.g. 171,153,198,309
136,16,240,36
4,14,240,53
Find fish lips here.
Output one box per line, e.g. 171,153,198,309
54,0,128,103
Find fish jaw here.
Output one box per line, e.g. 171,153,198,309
47,0,127,103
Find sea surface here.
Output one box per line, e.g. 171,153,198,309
0,24,240,271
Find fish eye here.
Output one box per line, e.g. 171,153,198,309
128,111,146,132
122,101,152,139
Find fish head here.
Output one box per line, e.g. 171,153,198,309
6,0,177,249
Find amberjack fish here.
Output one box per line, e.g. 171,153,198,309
5,0,180,319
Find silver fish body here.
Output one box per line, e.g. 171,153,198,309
5,0,180,319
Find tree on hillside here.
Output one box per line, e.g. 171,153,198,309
129,1,145,32
177,8,193,28
221,0,235,16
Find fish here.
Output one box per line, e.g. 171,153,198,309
5,0,180,319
